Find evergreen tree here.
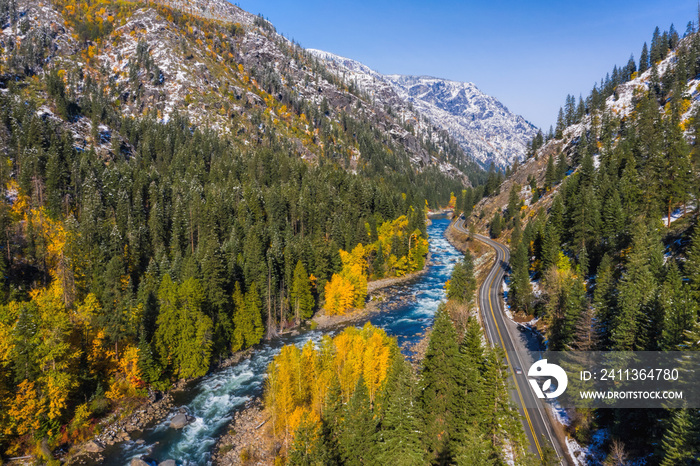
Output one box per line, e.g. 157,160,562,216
578,245,589,277
454,427,496,466
377,356,423,465
669,24,679,50
555,152,568,182
489,211,502,239
480,348,527,459
506,183,520,222
611,224,663,350
576,95,586,122
199,235,228,314
246,282,264,342
592,254,615,347
452,317,487,453
569,306,599,351
661,31,672,65
568,182,600,253
374,242,386,279
624,55,637,81
483,165,502,197
662,106,692,227
562,275,587,349
565,94,576,126
619,163,642,219
155,275,213,379
461,188,474,218
447,253,477,304
420,305,460,462
541,221,560,272
318,377,343,464
659,409,698,466
660,262,698,349
511,214,522,249
231,282,264,351
291,260,315,325
545,154,556,189
602,186,624,251
137,334,164,387
555,107,565,139
460,316,485,365
639,42,650,73
651,27,662,64
340,376,377,465
510,240,532,313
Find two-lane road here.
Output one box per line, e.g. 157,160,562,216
453,218,568,465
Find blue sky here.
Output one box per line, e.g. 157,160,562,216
233,1,698,129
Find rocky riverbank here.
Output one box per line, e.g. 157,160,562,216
211,401,275,465
444,219,469,253
66,393,175,465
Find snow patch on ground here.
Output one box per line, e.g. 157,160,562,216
566,436,590,466
531,277,543,298
502,442,515,466
550,401,571,427
663,204,696,225
524,316,539,327
561,426,609,466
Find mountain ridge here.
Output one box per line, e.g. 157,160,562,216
1,0,479,184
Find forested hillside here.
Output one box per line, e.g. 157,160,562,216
0,0,479,458
467,21,700,464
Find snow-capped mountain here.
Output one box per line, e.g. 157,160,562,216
309,50,538,169
387,75,538,170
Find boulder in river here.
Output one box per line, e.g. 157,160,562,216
170,413,193,429
159,461,176,466
130,459,151,466
84,440,104,453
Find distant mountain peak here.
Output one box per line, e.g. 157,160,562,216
386,75,537,170
310,50,537,170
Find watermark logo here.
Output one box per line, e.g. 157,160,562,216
528,359,568,399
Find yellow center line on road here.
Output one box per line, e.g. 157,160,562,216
485,239,543,460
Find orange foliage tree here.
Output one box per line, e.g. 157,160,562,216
264,324,397,448
324,214,429,315
324,244,368,315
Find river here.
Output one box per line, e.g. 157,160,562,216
102,218,462,465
